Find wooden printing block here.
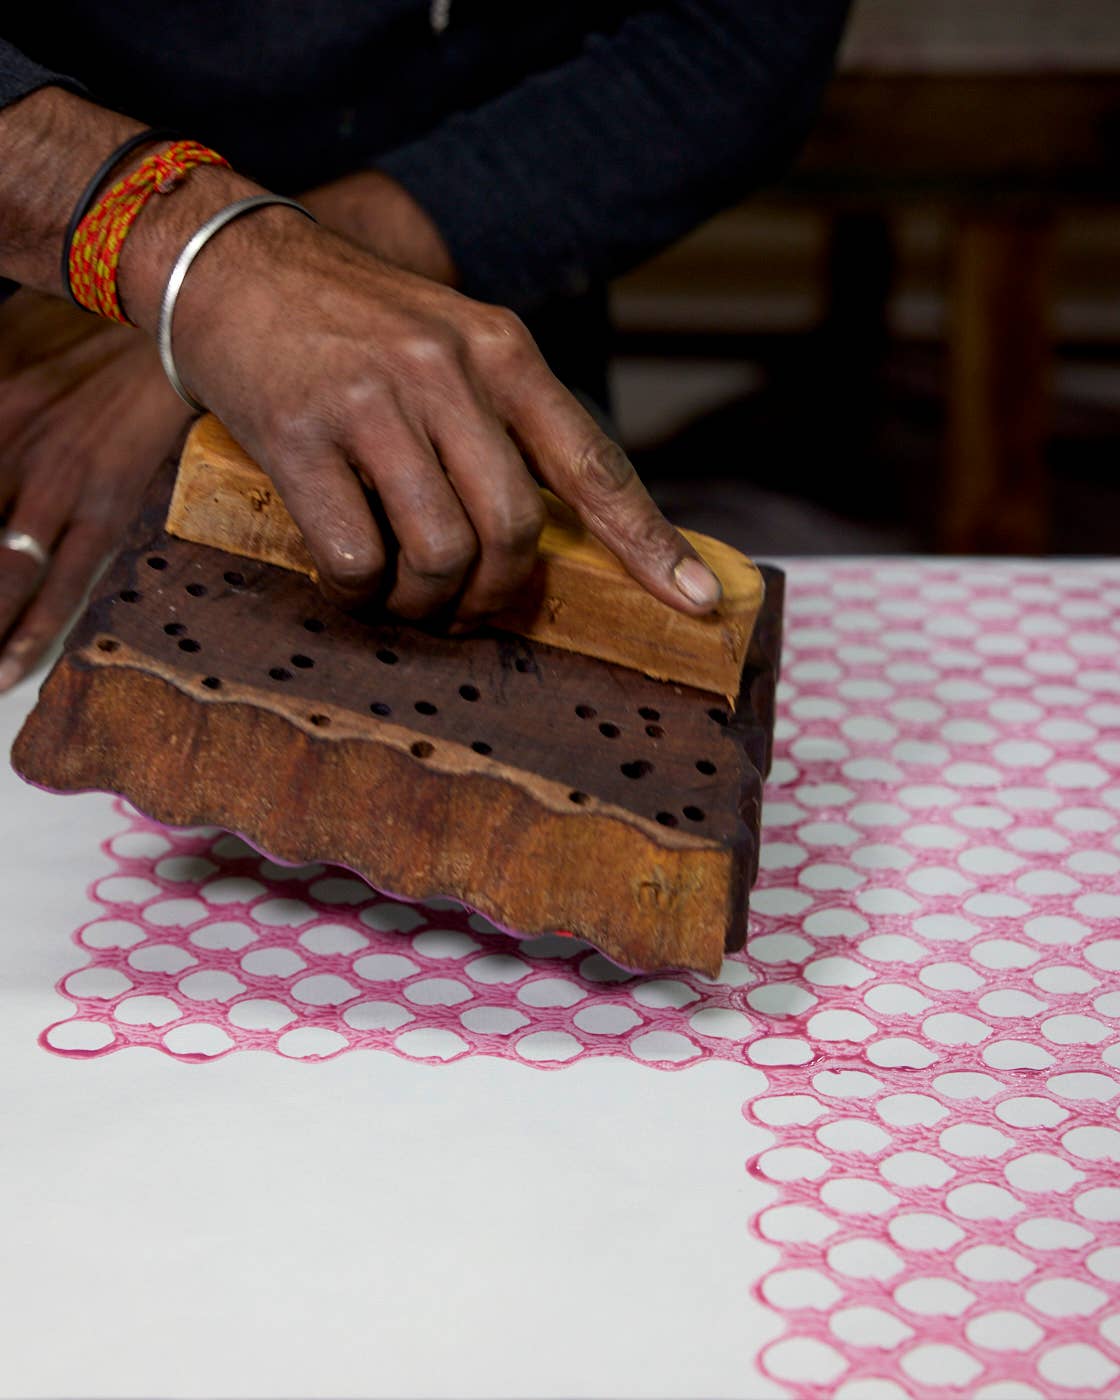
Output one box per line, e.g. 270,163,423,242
166,416,767,705
12,476,783,976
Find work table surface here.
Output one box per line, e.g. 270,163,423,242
2,557,1119,1400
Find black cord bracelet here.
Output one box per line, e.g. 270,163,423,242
60,126,177,308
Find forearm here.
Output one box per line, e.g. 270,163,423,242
0,87,143,293
0,85,283,332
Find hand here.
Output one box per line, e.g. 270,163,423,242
302,170,457,285
0,172,455,690
0,291,191,690
171,212,722,624
0,86,718,648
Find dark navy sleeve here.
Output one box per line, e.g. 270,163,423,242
0,37,82,110
378,0,850,314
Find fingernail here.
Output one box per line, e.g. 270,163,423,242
0,659,22,693
674,557,722,609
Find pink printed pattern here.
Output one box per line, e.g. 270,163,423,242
53,809,760,1066
43,561,1120,1399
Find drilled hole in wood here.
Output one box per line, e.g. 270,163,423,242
201,676,222,691
377,648,399,665
96,638,119,653
223,570,245,587
269,666,291,681
146,556,167,571
411,740,434,759
569,790,589,805
70,524,777,853
178,639,201,654
696,759,717,775
309,713,330,728
119,590,140,603
185,583,207,597
471,740,492,755
621,760,652,780
164,622,187,637
599,722,620,738
638,706,660,721
291,654,314,669
683,805,706,822
514,657,533,673
459,683,480,702
656,811,678,827
415,700,438,715
645,724,664,739
708,707,729,726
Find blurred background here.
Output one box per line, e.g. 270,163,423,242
611,0,1120,557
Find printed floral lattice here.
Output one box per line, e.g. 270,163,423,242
44,561,1120,1399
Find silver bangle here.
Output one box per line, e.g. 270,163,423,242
157,194,316,412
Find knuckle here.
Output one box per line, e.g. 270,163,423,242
483,496,546,555
409,528,476,582
634,513,683,562
571,436,636,497
469,307,532,363
319,544,382,595
399,327,461,372
338,376,391,418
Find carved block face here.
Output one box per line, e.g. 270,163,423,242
13,477,782,975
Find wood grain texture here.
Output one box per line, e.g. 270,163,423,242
167,415,765,704
13,474,782,976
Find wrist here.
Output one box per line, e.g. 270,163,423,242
115,165,270,333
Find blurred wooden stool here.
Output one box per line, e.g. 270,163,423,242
789,1,1120,551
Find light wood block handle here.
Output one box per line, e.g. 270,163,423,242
166,416,764,702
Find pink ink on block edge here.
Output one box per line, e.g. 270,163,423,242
41,561,1120,1398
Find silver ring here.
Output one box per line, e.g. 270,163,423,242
0,528,49,571
157,194,317,413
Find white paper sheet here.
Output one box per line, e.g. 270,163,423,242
0,679,781,1400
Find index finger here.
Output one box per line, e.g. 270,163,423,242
501,368,722,615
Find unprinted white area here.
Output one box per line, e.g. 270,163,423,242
0,686,781,1400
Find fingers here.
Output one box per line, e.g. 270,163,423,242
0,289,116,375
522,380,720,614
348,417,479,621
424,405,544,623
263,442,387,607
158,229,718,624
0,549,47,685
0,486,70,681
0,330,186,692
0,360,140,641
475,317,722,615
0,322,132,447
0,519,113,691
